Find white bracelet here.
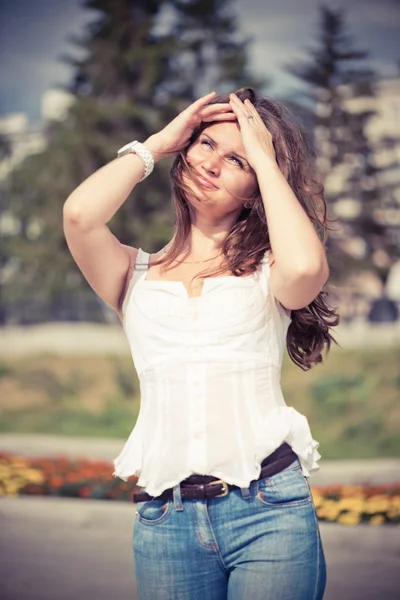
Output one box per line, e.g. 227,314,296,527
117,140,154,181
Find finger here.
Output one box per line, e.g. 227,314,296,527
229,93,249,119
229,102,249,127
244,99,262,122
189,91,216,112
199,105,233,120
229,94,244,110
200,103,233,115
202,112,237,122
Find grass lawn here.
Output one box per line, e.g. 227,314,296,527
0,346,399,459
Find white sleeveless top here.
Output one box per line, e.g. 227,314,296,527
113,248,321,496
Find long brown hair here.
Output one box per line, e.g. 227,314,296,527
151,87,339,370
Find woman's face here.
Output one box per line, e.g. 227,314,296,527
184,121,258,219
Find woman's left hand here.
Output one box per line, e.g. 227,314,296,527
229,93,277,171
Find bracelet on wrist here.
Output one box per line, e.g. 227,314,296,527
117,141,154,181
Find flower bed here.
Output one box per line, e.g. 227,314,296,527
1,452,399,526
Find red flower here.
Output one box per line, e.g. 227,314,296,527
50,476,63,488
78,486,92,498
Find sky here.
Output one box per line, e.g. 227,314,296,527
0,0,399,123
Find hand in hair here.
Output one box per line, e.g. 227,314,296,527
145,92,236,161
229,93,277,170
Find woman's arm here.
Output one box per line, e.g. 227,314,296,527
63,149,160,314
228,93,329,311
254,160,329,310
63,92,235,315
63,149,162,230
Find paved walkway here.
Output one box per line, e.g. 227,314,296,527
1,433,399,486
1,496,399,600
1,434,399,599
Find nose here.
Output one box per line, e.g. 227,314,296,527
202,153,221,177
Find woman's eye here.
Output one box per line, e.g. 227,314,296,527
230,156,243,168
201,139,212,148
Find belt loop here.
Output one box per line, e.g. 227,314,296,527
173,483,184,511
240,486,251,500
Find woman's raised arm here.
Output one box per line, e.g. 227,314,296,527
62,91,234,315
63,150,160,315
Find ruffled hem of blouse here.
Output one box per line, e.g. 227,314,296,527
112,430,142,482
254,405,321,479
112,405,321,493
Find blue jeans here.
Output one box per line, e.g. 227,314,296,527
133,457,326,599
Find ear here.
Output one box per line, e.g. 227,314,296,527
269,248,276,267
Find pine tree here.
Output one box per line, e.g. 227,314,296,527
2,0,261,323
167,0,263,98
287,5,398,284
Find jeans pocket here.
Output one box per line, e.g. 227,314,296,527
256,460,312,509
135,498,172,526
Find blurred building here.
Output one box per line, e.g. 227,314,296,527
316,77,400,315
0,88,74,182
322,76,400,231
0,113,45,182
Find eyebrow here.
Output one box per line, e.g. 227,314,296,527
202,133,249,166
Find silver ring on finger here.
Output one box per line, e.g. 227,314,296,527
246,113,254,120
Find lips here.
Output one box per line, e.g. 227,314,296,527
196,172,218,189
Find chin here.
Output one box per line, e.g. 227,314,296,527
186,183,211,203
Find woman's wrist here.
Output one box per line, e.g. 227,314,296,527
144,135,167,164
251,153,280,175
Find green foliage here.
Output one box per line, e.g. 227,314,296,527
310,374,366,419
298,348,400,459
0,401,138,438
115,364,138,399
0,362,13,378
0,347,399,457
17,368,89,405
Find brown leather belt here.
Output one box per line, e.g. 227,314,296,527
133,442,298,503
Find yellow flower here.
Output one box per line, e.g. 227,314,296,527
4,483,21,495
311,494,323,508
338,498,366,512
386,507,400,518
24,469,45,484
369,515,385,525
10,458,29,468
316,501,341,521
0,466,10,478
364,497,391,514
337,511,361,526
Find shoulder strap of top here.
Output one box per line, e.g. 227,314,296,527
134,248,151,271
120,248,150,316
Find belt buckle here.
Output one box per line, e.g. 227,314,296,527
209,479,229,497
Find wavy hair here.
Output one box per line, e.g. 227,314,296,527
151,87,339,370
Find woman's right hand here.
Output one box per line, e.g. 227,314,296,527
144,91,236,162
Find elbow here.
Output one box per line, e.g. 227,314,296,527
321,259,330,286
296,256,329,284
63,195,82,222
269,257,330,311
63,199,91,231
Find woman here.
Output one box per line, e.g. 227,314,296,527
63,87,338,600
